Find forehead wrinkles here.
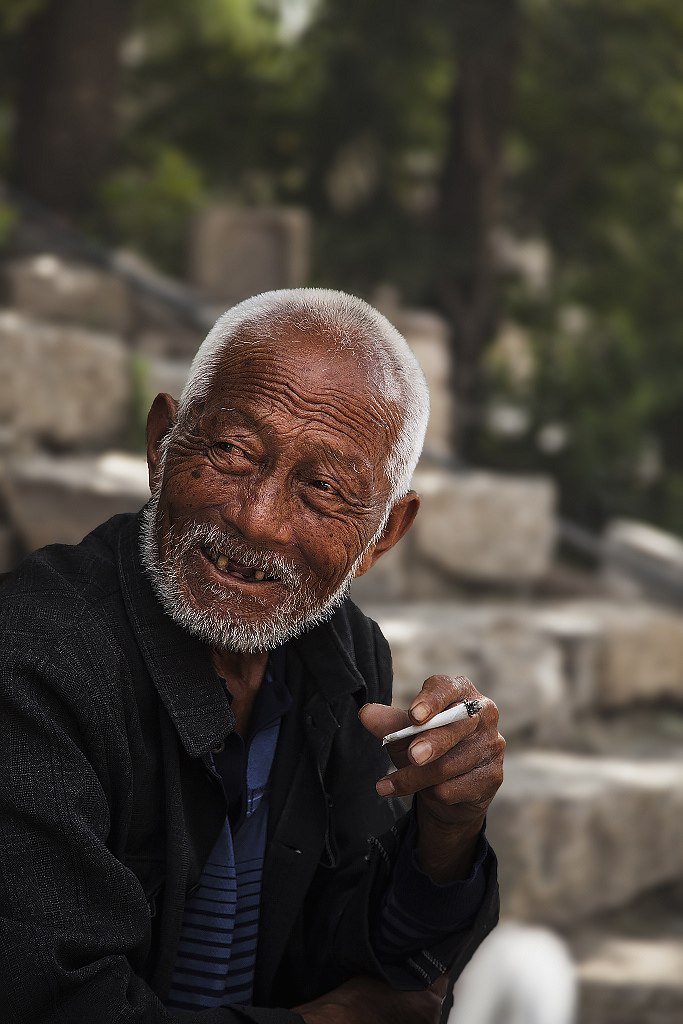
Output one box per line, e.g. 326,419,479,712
206,354,401,458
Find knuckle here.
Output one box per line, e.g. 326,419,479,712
431,779,458,804
480,696,500,723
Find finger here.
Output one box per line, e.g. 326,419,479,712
358,702,409,741
387,738,505,802
420,756,505,809
406,696,498,767
376,727,505,800
408,675,480,725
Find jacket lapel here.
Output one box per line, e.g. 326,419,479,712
116,513,236,756
255,614,369,1002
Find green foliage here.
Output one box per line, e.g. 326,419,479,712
102,0,683,533
0,198,17,247
6,0,683,535
0,0,48,35
476,0,683,531
97,147,204,275
118,0,456,297
124,353,154,453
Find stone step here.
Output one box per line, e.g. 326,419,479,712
4,254,132,334
411,467,557,584
0,309,131,448
352,468,558,601
576,936,683,1024
361,600,683,739
363,602,571,739
486,751,683,929
2,451,149,550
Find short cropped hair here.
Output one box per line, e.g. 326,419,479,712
178,288,430,505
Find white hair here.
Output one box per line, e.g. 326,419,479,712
177,288,430,505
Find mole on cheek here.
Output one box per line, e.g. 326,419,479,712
192,468,202,479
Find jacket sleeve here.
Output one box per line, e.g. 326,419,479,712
0,590,303,1024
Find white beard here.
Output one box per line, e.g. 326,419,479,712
139,491,363,653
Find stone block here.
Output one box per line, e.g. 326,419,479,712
602,517,683,608
411,468,557,582
535,608,602,713
577,937,683,1024
349,540,411,603
374,288,454,459
575,601,683,708
486,751,683,927
188,205,310,306
532,599,683,709
0,311,131,447
5,254,131,334
144,357,192,402
3,452,149,550
402,314,452,460
364,603,569,738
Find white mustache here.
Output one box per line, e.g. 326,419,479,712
175,522,307,589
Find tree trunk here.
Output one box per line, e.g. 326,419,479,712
437,0,519,458
10,0,135,219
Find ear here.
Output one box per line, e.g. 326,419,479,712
353,490,420,579
146,393,179,491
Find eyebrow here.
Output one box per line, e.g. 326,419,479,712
213,407,373,476
313,441,370,474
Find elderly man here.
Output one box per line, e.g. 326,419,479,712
0,289,504,1023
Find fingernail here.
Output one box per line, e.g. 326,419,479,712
376,778,395,797
410,739,432,765
358,703,371,719
410,702,430,723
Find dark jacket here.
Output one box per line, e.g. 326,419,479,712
0,513,498,1023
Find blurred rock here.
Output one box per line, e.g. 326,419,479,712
144,357,192,402
536,608,602,714
487,752,683,927
577,936,683,1024
602,518,683,608
5,254,131,334
531,599,683,709
2,452,149,550
0,311,131,447
374,287,454,459
188,205,310,307
411,468,557,583
350,541,411,603
364,602,569,739
586,601,683,708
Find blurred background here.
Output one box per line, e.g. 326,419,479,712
2,1,683,1021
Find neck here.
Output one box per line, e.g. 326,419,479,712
211,647,269,737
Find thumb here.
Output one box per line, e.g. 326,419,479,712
358,702,410,742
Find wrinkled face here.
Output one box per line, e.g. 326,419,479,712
143,331,403,652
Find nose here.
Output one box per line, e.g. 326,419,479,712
222,474,294,548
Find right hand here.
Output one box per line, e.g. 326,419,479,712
293,974,448,1024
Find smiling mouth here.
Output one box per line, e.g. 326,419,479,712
205,549,280,583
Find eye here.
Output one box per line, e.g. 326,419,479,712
309,479,335,492
213,442,244,456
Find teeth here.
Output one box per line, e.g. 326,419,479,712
213,553,269,580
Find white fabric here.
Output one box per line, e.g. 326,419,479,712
448,922,577,1024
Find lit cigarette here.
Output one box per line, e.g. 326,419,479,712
381,699,482,746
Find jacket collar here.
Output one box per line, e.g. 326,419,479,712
115,512,367,756
116,512,235,757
